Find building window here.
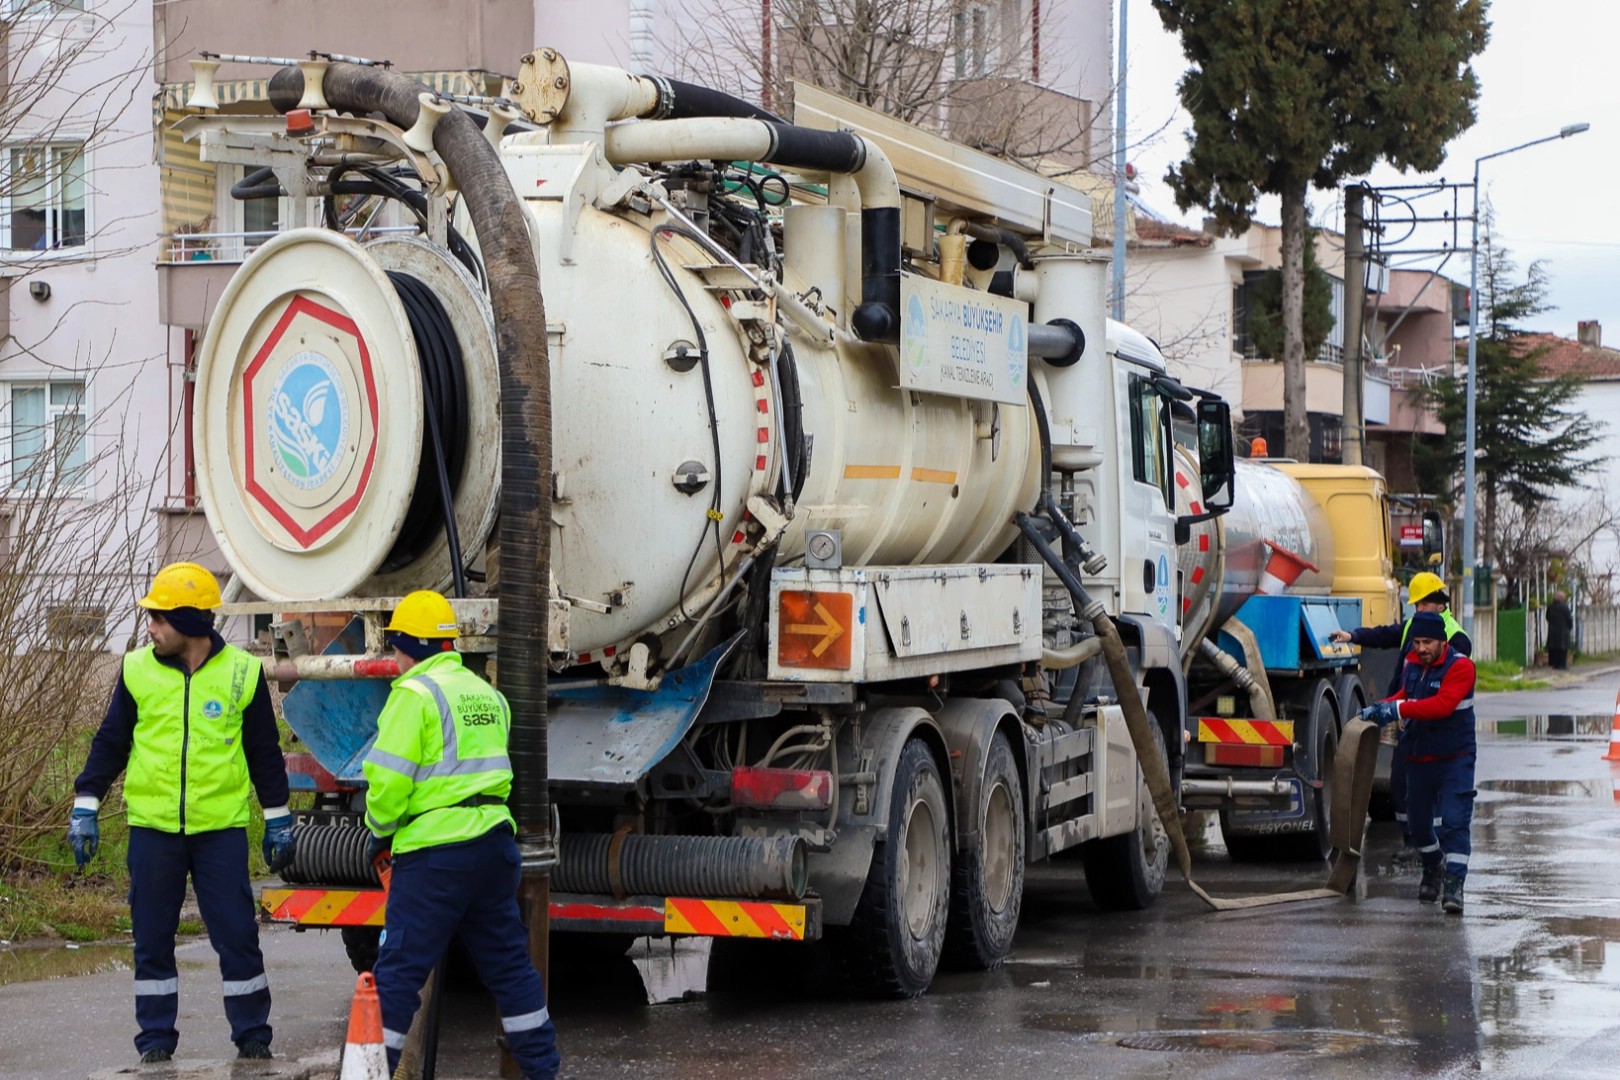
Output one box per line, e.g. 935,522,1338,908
953,3,992,78
6,143,86,252
3,0,87,17
10,380,87,490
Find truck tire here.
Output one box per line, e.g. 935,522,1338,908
836,738,952,998
342,926,380,973
1080,719,1170,910
1290,686,1340,861
943,732,1025,969
1219,683,1338,862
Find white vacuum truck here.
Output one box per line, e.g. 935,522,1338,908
178,50,1384,998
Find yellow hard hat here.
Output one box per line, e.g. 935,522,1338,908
384,590,460,639
138,562,222,611
1408,571,1448,605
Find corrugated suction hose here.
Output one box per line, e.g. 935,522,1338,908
280,822,380,887
553,832,808,900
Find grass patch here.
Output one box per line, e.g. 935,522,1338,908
0,874,129,943
1474,658,1549,693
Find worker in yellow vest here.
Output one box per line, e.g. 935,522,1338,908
70,563,294,1064
363,590,558,1080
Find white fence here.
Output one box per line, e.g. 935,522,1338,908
1575,606,1620,657
1521,604,1620,658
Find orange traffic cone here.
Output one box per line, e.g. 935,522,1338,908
340,971,388,1080
1604,690,1620,762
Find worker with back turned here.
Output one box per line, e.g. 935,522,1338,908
1360,611,1478,914
1329,571,1470,863
69,563,295,1064
362,589,559,1080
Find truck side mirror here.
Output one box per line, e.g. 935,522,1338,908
1422,511,1444,564
1195,398,1235,513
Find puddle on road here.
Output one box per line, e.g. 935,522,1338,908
1479,715,1610,739
627,937,710,1004
1479,779,1608,798
0,942,132,987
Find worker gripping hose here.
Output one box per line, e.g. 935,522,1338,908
1015,511,1379,911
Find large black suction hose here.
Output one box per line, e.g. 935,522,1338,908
644,75,787,124
1013,511,1197,892
267,64,553,874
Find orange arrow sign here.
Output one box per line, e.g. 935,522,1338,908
788,602,846,658
777,590,854,669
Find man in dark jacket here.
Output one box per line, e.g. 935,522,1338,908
1360,611,1478,915
1329,571,1470,862
1545,591,1574,670
70,564,295,1063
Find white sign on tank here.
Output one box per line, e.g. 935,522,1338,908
899,275,1028,406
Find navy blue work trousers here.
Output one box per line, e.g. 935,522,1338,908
1406,753,1476,881
375,826,559,1080
127,826,271,1055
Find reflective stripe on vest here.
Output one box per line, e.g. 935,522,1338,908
405,674,512,780
122,644,261,834
1401,645,1476,759
361,655,515,852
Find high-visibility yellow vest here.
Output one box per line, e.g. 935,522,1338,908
362,651,514,855
1400,608,1466,649
123,643,262,833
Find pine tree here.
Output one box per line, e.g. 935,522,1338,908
1150,0,1489,461
1414,236,1606,566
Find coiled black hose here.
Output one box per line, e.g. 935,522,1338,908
281,822,380,887
777,340,807,503
378,271,469,596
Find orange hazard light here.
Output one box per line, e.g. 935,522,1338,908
776,590,853,669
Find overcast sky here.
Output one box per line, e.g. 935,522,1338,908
1123,0,1613,342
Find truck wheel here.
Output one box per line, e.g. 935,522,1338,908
944,732,1025,969
341,926,380,973
1080,719,1170,910
837,738,952,998
1289,687,1339,861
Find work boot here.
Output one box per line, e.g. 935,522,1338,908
1391,845,1421,867
138,1048,172,1064
1442,874,1465,915
1418,864,1442,903
237,1040,272,1060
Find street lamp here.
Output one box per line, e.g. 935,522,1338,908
1461,121,1590,638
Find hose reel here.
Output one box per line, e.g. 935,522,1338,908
194,229,499,601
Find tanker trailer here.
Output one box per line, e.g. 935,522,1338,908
1173,442,1403,862
178,50,1234,996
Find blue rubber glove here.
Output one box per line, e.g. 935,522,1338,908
1358,700,1401,727
365,832,391,867
67,808,99,868
261,811,296,874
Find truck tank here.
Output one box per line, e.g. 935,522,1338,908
192,149,1050,656
1174,456,1338,647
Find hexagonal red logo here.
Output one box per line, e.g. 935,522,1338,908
240,295,380,550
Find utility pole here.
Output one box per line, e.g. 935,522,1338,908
1340,185,1366,466
1111,0,1127,321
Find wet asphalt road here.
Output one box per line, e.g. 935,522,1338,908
7,675,1620,1079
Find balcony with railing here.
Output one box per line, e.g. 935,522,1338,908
156,226,419,328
